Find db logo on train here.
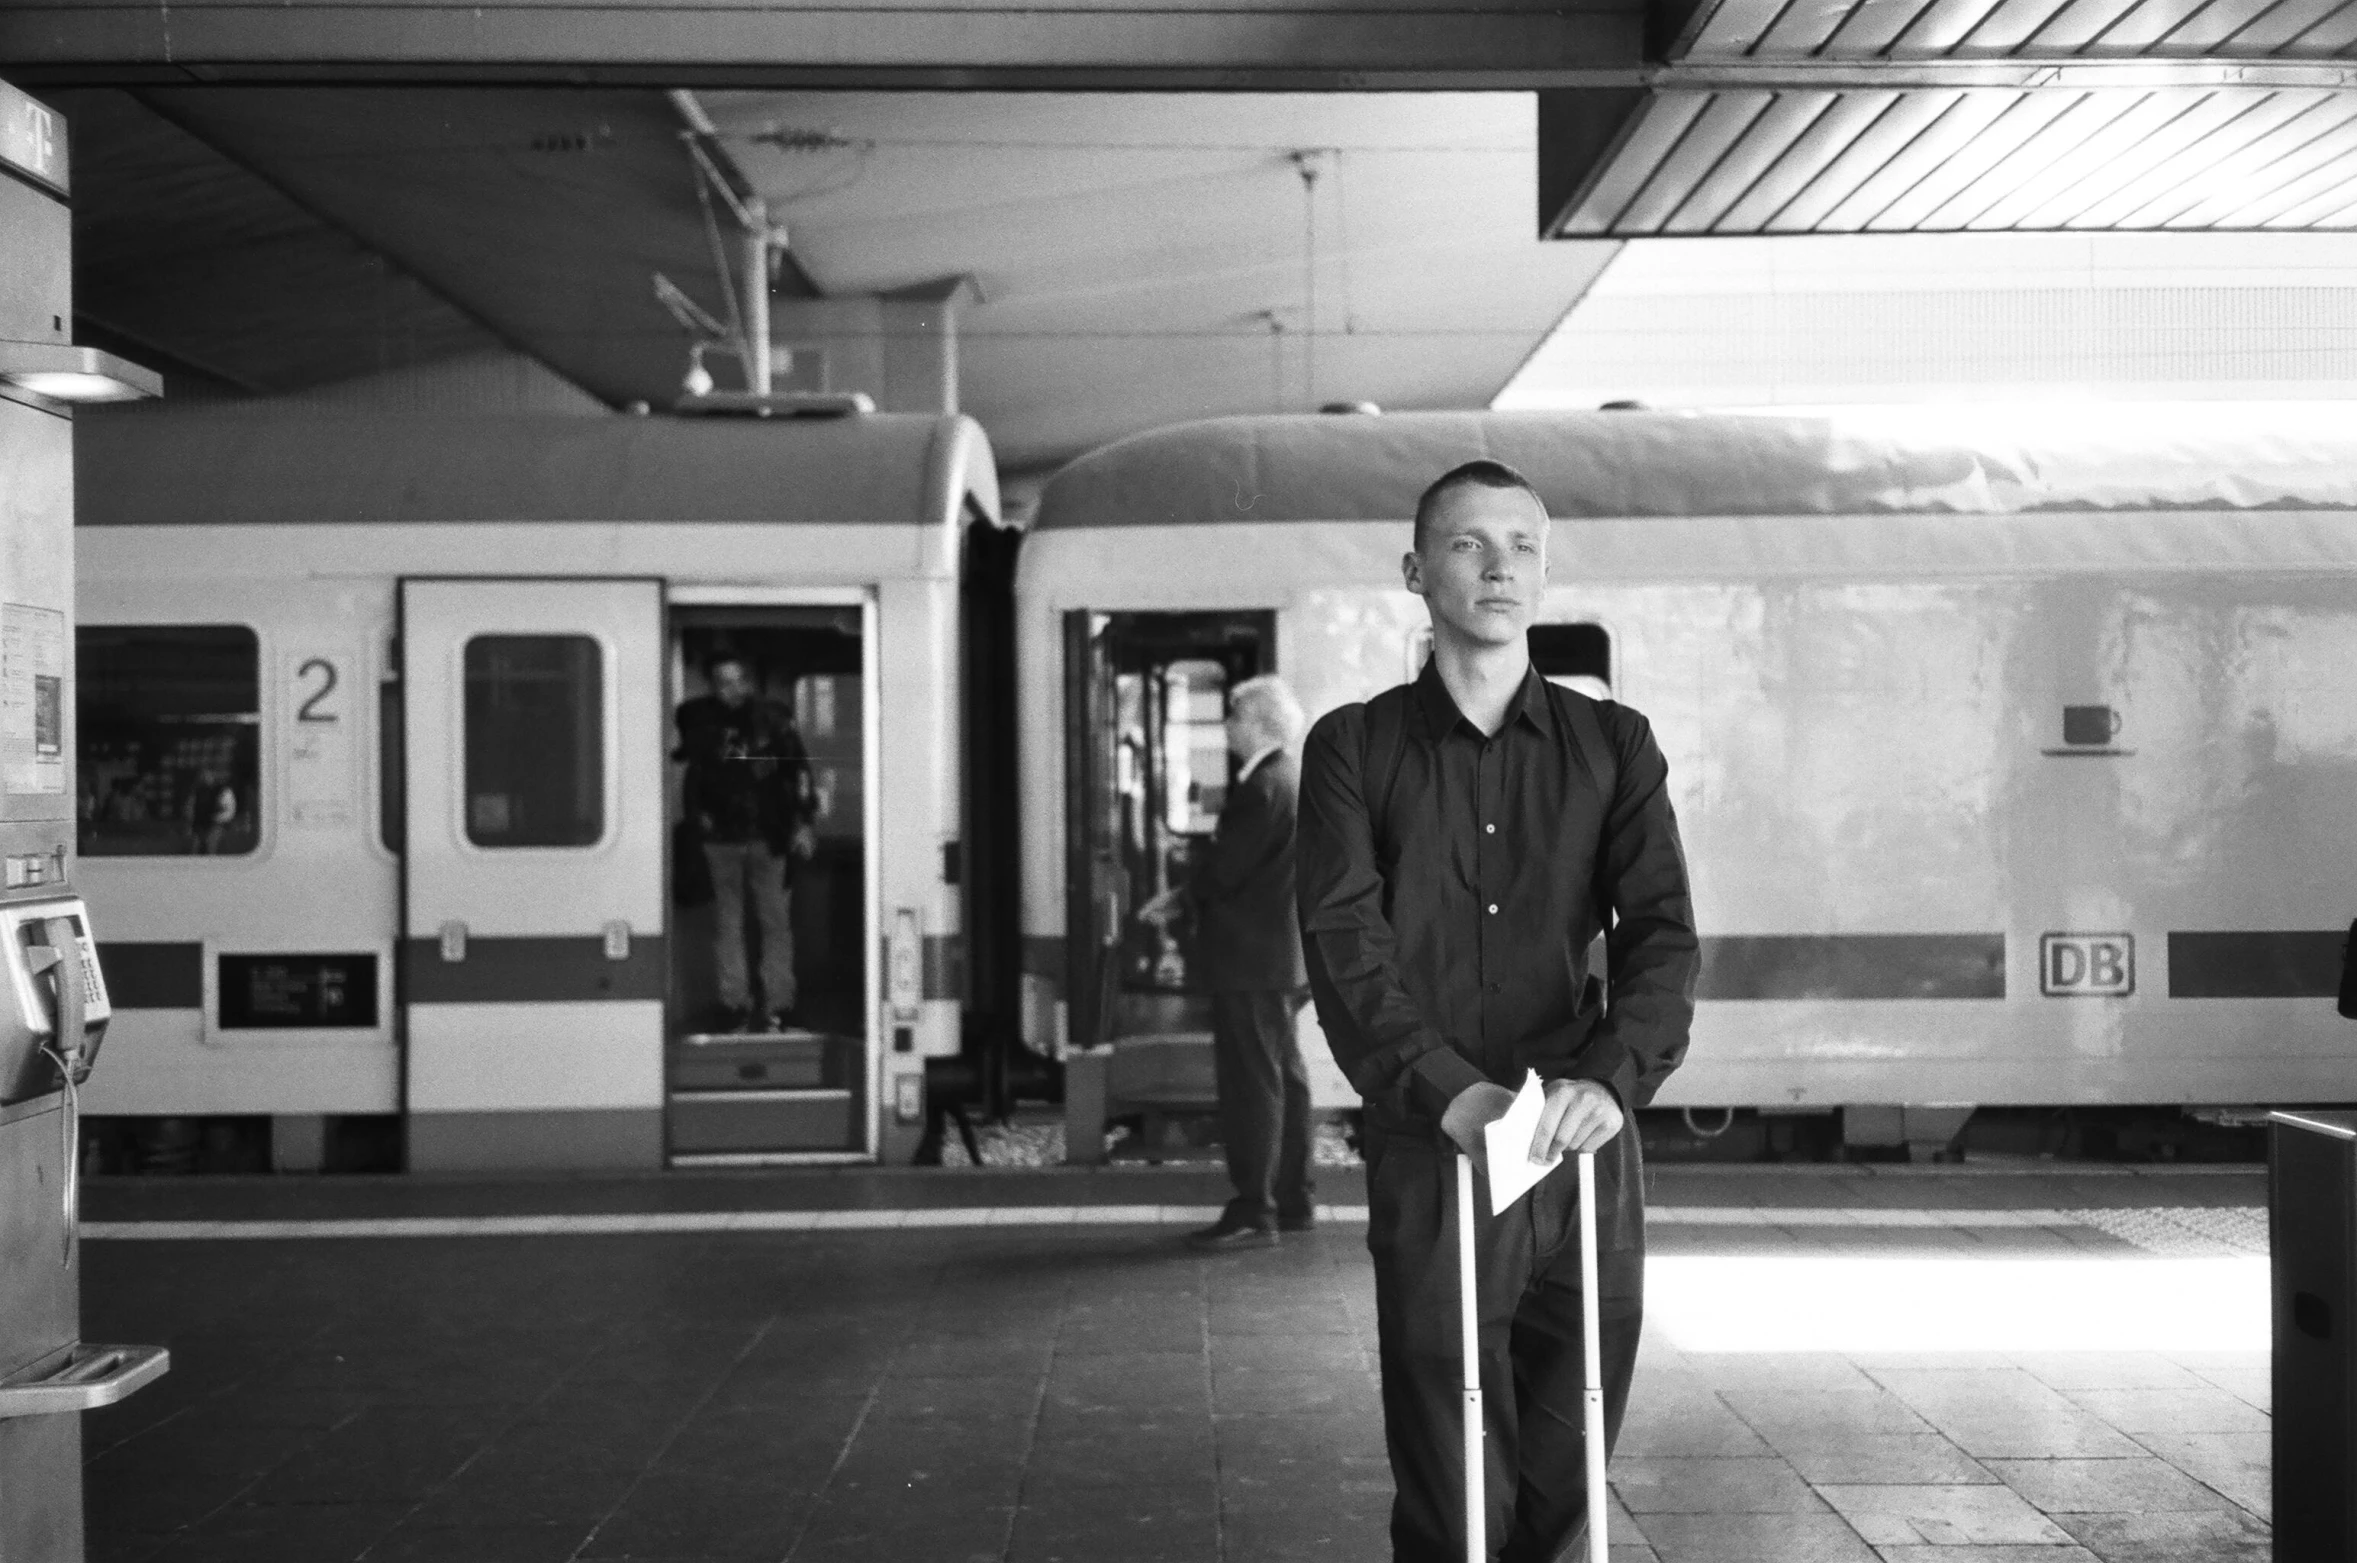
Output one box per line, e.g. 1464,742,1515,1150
2040,933,2135,998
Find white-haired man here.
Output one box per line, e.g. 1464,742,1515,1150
1145,673,1317,1249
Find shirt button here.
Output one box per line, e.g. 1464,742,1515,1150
1487,903,1499,915
1485,824,1496,834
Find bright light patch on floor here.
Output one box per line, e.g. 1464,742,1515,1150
1648,1255,2268,1354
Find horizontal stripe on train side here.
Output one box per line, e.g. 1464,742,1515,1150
2168,931,2346,999
95,942,203,1010
1697,934,2007,1001
921,934,961,1002
114,929,2348,1008
400,936,667,1004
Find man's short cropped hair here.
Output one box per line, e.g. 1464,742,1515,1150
1228,674,1306,751
1412,459,1547,552
705,650,751,680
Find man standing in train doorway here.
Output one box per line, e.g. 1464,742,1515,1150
1142,674,1318,1251
676,652,817,1033
1297,460,1699,1562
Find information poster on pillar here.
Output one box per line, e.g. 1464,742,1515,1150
0,603,65,796
285,650,355,829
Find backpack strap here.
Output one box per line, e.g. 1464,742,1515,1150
1553,684,1620,812
1358,685,1412,853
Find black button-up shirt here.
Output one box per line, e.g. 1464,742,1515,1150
1297,661,1699,1137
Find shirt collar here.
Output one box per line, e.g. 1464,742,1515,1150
1413,656,1555,739
1238,743,1283,783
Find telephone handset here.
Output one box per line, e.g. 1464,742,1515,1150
3,901,112,1267
27,921,93,1081
6,903,110,1060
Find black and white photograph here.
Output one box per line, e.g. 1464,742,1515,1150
2,7,2355,1559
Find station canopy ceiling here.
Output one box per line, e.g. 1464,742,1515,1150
15,0,2357,462
1545,0,2357,235
38,86,1610,469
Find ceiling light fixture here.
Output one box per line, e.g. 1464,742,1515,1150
682,342,717,398
0,344,162,405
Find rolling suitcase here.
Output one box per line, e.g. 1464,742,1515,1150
1456,1148,1609,1563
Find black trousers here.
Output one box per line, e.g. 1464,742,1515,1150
1209,988,1315,1224
1365,1133,1644,1563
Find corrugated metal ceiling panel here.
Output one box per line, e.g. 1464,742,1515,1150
1760,0,1866,52
2089,0,2219,55
2301,6,2357,48
1868,91,2077,225
1553,84,2357,232
1950,0,2079,53
2027,0,2154,54
1942,92,2150,225
1679,0,2357,53
1620,90,1778,228
1829,91,2018,223
1667,91,1841,227
1823,0,1949,51
1547,0,2357,235
2068,90,2324,222
1715,91,1896,223
1775,90,1965,224
2225,0,2357,51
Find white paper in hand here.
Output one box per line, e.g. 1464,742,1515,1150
1481,1069,1562,1212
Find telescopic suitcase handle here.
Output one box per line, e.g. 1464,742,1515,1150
1457,1150,1608,1563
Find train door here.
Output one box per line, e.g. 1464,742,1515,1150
1065,611,1273,1049
397,580,666,1171
664,599,873,1164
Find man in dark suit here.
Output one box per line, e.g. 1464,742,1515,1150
1144,674,1316,1250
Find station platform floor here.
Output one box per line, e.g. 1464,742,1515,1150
77,1160,2272,1563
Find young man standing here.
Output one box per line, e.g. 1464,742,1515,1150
1297,460,1699,1562
675,652,818,1032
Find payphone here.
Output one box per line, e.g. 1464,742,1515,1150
0,77,170,1563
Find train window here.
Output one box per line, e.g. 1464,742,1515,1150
462,635,604,848
79,625,263,858
1161,659,1229,836
1531,623,1612,700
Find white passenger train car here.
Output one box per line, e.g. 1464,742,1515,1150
1019,410,2357,1149
75,406,1002,1171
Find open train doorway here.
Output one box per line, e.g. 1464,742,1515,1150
1065,610,1274,1051
666,599,873,1163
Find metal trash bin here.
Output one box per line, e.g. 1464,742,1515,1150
2270,1108,2357,1562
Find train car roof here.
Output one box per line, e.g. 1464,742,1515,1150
1033,409,2357,529
76,408,1000,530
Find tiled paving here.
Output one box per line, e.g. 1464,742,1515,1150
77,1163,2272,1562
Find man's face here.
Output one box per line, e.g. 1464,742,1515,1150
1224,707,1259,759
712,660,755,707
1403,483,1549,649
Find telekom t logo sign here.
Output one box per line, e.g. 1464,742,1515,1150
2040,933,2135,997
